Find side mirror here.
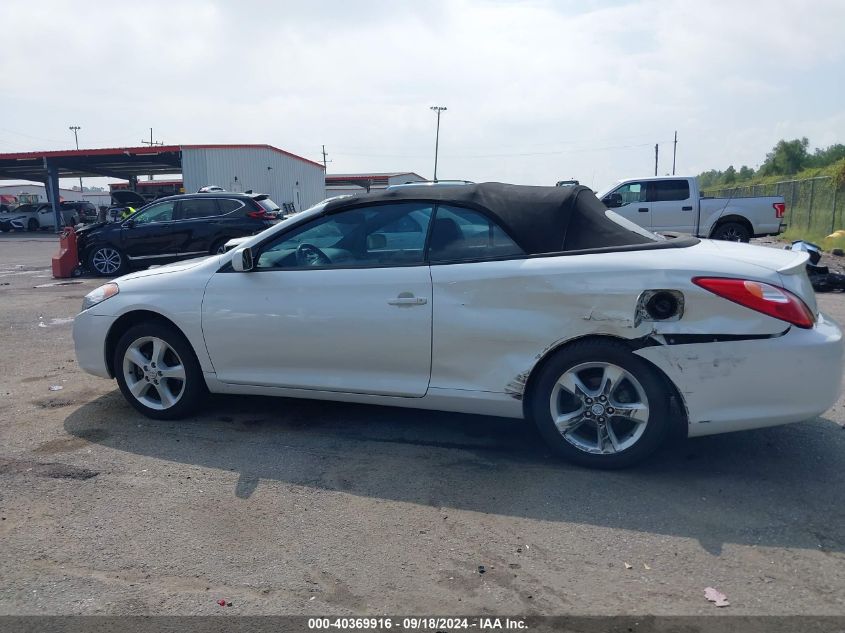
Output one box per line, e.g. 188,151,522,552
603,193,624,208
231,246,254,272
124,219,136,228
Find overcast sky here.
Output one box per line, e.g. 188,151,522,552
1,0,844,193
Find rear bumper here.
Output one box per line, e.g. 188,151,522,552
636,313,844,437
73,311,117,379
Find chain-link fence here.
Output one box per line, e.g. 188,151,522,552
704,176,842,236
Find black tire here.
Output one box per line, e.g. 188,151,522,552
87,245,127,277
0,226,9,233
529,339,672,468
209,238,229,255
711,221,751,242
114,321,206,420
27,218,38,232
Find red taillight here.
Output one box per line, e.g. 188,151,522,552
692,277,815,328
247,210,270,220
773,202,786,219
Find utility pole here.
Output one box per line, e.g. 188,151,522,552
672,130,678,175
321,145,331,170
141,128,164,180
430,106,447,181
654,143,659,177
68,125,84,195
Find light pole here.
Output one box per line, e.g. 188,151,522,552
430,106,447,181
68,126,84,195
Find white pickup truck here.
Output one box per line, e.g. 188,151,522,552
598,176,786,242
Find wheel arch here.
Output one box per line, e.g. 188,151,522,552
709,214,753,238
105,310,197,379
521,333,689,438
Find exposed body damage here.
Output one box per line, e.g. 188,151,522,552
426,240,841,438
74,181,844,466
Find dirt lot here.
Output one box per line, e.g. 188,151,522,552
1,233,844,616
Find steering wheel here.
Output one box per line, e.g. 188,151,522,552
295,242,331,266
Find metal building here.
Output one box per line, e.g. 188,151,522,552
0,144,325,229
325,172,426,197
180,145,325,212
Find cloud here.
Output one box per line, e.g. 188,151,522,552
0,0,843,191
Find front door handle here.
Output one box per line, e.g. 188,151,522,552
388,295,427,306
682,206,693,211
638,207,649,213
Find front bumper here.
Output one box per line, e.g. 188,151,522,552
636,313,844,437
73,310,118,379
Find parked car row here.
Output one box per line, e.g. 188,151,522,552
0,201,98,232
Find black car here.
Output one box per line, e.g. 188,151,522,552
61,201,99,224
77,192,281,276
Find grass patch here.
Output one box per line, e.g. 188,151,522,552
781,227,845,251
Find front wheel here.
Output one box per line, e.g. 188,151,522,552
27,218,38,232
87,245,126,276
711,221,751,242
530,339,672,468
114,322,205,420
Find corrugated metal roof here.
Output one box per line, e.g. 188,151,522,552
0,144,324,169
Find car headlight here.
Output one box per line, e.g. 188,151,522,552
82,283,119,311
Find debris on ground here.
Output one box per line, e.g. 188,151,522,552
704,586,730,607
787,241,845,292
478,565,486,574
216,598,227,607
623,562,633,570
48,385,63,391
643,563,651,570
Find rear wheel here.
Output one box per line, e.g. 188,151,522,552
711,221,750,242
530,339,672,468
114,321,205,420
88,245,126,276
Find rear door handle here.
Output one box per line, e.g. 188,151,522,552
388,296,427,306
682,206,693,211
638,207,649,213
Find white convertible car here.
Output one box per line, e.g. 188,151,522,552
74,183,844,467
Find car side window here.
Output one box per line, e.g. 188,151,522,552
255,202,434,269
651,180,690,202
217,199,244,214
179,198,222,220
428,205,524,263
132,201,176,225
613,182,647,205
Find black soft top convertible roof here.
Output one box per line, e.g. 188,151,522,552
322,182,667,255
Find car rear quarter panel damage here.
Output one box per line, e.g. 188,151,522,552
429,249,833,432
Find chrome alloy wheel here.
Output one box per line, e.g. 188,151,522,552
91,247,122,275
549,361,650,454
122,336,186,410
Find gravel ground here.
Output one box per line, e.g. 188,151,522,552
1,233,844,616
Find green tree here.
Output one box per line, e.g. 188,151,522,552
807,144,845,168
738,165,754,180
723,165,737,184
760,137,809,175
697,169,722,189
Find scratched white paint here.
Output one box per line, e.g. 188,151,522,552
73,217,843,439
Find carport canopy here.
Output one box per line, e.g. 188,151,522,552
0,146,183,230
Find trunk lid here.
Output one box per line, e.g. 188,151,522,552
694,239,817,313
